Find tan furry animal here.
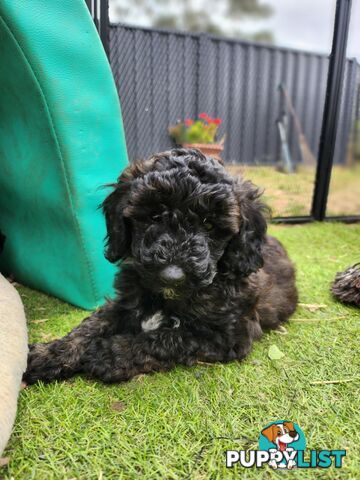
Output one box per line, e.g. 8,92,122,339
0,274,28,455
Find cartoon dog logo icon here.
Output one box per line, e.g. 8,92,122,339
261,421,299,469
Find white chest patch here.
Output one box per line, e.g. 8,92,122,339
141,312,163,332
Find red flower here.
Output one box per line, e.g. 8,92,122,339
198,112,209,120
184,118,194,126
213,118,222,125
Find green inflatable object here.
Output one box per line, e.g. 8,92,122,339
0,0,128,309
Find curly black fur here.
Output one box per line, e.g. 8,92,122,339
24,148,298,384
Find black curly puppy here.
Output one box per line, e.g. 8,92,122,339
24,148,297,384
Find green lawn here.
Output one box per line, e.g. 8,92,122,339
2,223,360,479
227,165,360,218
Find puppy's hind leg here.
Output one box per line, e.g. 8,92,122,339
23,302,120,384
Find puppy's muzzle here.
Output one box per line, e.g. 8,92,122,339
160,265,186,286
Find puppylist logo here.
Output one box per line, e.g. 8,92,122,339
226,420,346,470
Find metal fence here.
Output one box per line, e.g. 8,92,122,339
85,0,109,54
353,82,360,159
109,23,360,166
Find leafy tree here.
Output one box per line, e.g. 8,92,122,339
110,0,274,42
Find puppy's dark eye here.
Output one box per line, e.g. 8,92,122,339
203,222,214,231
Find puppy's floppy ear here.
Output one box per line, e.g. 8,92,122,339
219,179,268,277
102,159,157,262
102,165,137,263
261,424,277,443
102,185,130,263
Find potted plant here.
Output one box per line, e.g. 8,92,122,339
169,113,225,160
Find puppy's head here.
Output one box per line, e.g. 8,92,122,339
102,148,267,298
261,422,299,451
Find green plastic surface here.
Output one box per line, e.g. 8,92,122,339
0,0,128,309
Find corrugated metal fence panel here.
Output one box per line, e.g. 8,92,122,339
109,23,360,165
334,59,359,164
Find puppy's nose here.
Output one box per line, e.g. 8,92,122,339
160,265,185,285
289,431,297,438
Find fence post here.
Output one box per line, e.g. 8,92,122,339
311,0,352,221
85,0,110,57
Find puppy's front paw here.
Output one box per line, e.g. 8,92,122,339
23,343,64,384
